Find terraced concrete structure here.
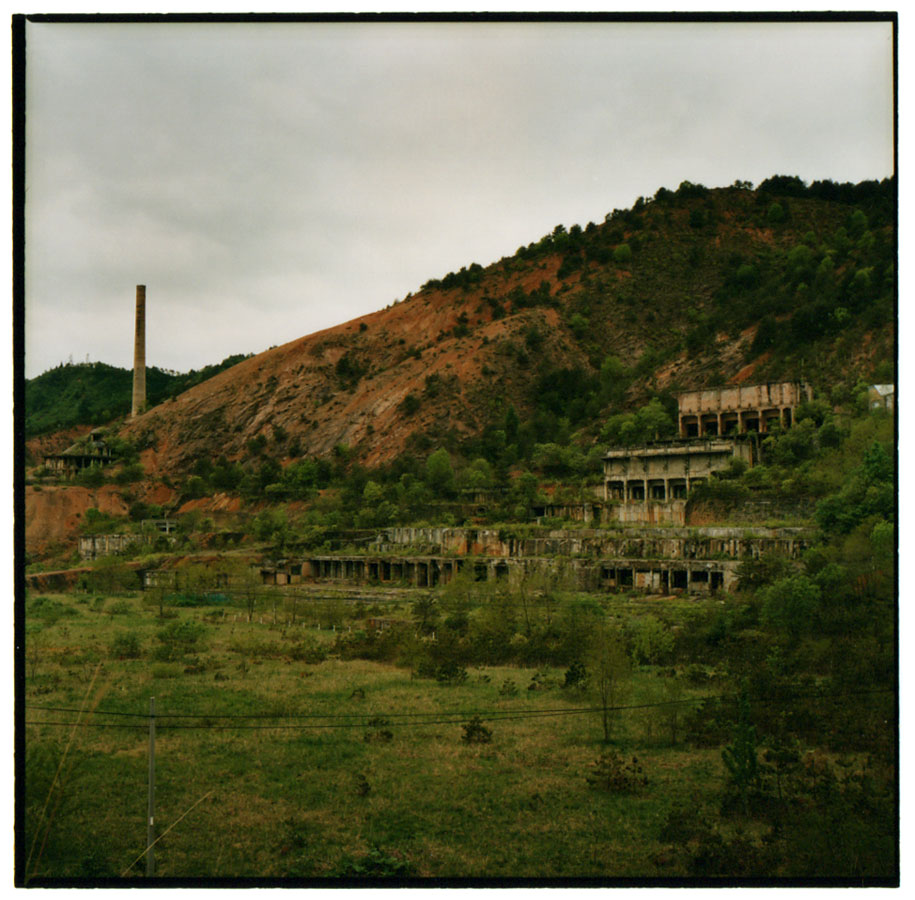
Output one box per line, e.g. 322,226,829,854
259,524,813,596
602,438,755,507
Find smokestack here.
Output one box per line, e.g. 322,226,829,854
131,285,146,418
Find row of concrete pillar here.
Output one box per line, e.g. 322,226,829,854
598,564,727,592
605,477,701,502
678,407,793,438
308,556,510,588
301,555,736,594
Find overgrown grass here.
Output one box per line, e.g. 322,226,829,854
22,589,895,882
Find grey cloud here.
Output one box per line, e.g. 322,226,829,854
24,19,894,378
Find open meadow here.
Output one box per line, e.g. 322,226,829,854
22,585,896,883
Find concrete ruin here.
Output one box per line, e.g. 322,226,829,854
43,428,114,477
603,438,755,506
264,552,739,594
599,382,811,523
677,381,812,438
255,524,813,597
868,384,895,413
78,524,178,561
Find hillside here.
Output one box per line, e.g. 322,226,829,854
84,175,893,479
25,353,253,436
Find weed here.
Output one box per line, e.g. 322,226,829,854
364,716,393,744
151,663,180,679
354,773,371,797
336,845,413,877
498,679,519,697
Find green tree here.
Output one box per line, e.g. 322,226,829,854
503,405,520,445
631,615,674,666
411,595,439,636
425,449,455,498
761,574,821,641
722,691,759,816
586,622,630,743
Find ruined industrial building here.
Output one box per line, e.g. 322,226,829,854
59,379,831,599
676,381,812,437
255,522,814,596
42,428,115,476
82,380,821,599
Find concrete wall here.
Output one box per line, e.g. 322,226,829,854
79,533,138,561
603,439,753,505
78,531,177,561
297,552,741,595
372,524,812,564
677,381,812,437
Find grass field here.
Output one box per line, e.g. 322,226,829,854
21,588,895,883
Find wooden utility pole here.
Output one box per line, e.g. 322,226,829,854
147,697,156,876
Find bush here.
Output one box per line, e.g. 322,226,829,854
27,596,79,625
154,618,208,661
399,393,421,416
461,715,493,744
613,243,632,265
109,631,142,659
106,599,132,615
585,752,648,793
562,660,588,690
289,636,328,664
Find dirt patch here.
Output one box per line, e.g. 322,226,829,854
731,353,771,384
25,484,130,555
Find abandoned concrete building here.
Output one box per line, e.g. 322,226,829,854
677,381,812,438
868,384,895,413
255,524,813,597
603,438,755,505
78,522,179,561
43,428,114,476
601,382,811,519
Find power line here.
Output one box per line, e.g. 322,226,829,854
24,687,895,732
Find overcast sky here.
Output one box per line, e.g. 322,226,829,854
23,17,895,379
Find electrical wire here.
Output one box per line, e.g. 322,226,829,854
24,686,894,731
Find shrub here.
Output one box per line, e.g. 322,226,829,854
154,618,208,661
106,599,132,616
289,636,328,664
336,845,413,877
399,393,421,416
27,596,79,624
461,716,493,744
585,752,648,793
109,631,142,659
562,660,588,690
631,616,675,666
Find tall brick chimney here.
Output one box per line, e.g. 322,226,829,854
131,285,146,418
